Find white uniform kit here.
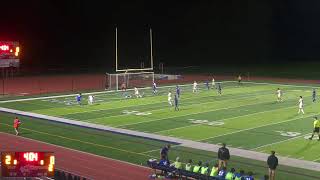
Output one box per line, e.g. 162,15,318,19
298,97,304,114
168,92,172,106
193,82,198,93
134,87,141,98
212,78,215,88
88,95,94,104
277,89,282,102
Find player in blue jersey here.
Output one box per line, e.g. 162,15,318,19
234,170,245,180
243,171,254,180
217,167,227,179
174,94,179,111
205,80,210,90
312,89,316,103
76,93,82,105
217,83,222,95
176,85,180,98
152,82,157,94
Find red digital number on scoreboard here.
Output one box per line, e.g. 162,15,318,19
1,152,55,177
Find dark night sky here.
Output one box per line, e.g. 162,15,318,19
1,0,320,69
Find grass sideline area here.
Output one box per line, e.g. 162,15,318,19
0,112,319,180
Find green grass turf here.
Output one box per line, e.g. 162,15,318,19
0,112,319,180
0,82,319,170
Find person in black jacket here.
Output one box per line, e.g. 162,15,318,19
267,151,278,180
160,144,171,161
218,143,230,168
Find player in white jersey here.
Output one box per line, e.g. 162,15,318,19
88,95,94,105
212,77,215,89
298,96,305,114
168,91,173,106
193,81,198,93
134,87,142,98
276,88,282,102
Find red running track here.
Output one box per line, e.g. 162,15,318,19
0,133,151,180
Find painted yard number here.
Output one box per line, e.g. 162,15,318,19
189,119,224,126
276,131,301,137
122,110,152,116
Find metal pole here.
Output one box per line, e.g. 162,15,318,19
150,28,153,70
115,27,118,72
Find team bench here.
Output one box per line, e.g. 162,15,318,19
147,159,219,180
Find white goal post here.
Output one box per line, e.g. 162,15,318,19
105,71,155,91
115,27,154,72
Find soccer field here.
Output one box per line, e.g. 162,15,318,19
1,81,320,163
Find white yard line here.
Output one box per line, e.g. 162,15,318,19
251,133,312,150
84,95,264,123
115,96,279,128
10,83,245,115
313,156,320,162
1,80,313,104
0,80,313,107
198,115,317,142
49,87,248,116
0,84,193,103
155,105,296,133
119,91,309,128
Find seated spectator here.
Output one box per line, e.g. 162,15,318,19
209,163,219,177
260,175,269,180
185,159,193,171
243,171,254,180
158,155,169,166
234,170,245,180
171,157,182,169
225,167,236,180
193,161,202,173
200,162,210,175
218,166,227,179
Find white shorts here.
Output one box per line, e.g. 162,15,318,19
299,104,303,109
168,98,172,101
277,94,281,98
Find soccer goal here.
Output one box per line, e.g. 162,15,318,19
106,71,154,91
105,27,155,91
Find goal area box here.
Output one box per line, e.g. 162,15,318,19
106,72,154,91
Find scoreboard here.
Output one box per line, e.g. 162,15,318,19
0,41,20,68
1,152,55,177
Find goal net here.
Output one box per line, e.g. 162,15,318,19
106,72,154,91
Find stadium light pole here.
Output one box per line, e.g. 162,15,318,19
150,28,153,71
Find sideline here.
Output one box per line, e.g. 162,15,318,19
0,107,319,172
